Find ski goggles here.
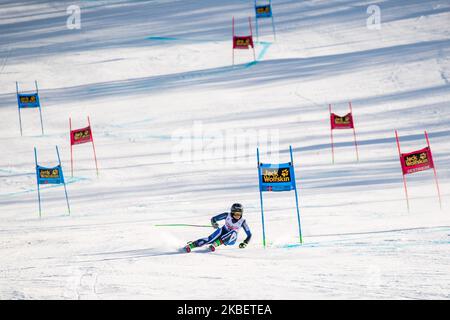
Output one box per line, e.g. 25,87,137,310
231,211,242,218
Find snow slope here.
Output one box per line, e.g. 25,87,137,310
0,0,449,299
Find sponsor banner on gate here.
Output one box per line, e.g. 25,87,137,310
18,93,40,109
400,147,434,175
233,36,254,49
259,162,295,192
37,165,64,184
255,5,272,18
71,126,93,145
330,113,354,130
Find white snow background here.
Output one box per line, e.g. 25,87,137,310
0,0,449,299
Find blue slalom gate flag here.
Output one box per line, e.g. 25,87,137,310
36,165,64,185
254,0,276,40
34,146,71,218
255,4,272,18
16,81,44,136
259,162,295,192
17,93,40,109
257,146,303,247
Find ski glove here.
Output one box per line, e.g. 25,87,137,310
211,221,219,229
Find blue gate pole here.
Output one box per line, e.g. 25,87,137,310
56,146,71,215
35,81,44,135
270,0,277,41
16,82,23,136
34,147,42,218
254,0,260,42
290,145,303,244
257,147,267,248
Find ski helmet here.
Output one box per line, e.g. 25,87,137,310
230,203,243,219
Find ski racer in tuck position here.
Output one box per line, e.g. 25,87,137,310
184,203,252,252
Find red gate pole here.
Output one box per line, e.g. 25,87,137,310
249,17,256,61
329,104,335,164
69,117,74,177
425,130,442,210
349,102,360,162
232,17,235,66
88,116,99,177
395,130,410,213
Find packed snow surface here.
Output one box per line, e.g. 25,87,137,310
0,0,449,299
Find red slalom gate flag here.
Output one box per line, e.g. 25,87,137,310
400,147,434,175
232,16,256,65
395,130,442,212
233,36,254,49
69,116,99,177
330,112,354,130
70,126,93,145
328,102,359,163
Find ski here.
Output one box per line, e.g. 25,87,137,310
209,238,223,252
183,241,196,253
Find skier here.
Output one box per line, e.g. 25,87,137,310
184,203,252,252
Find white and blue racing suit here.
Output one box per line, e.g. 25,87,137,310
193,212,252,247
